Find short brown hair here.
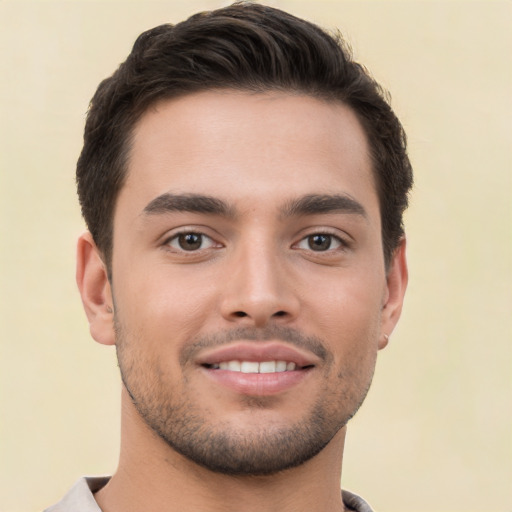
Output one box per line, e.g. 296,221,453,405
77,1,413,270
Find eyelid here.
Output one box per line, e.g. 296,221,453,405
293,227,352,248
295,234,346,251
162,227,224,252
168,233,214,251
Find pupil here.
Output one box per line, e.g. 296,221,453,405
179,233,202,250
309,234,331,251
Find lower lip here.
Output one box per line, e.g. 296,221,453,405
201,367,312,396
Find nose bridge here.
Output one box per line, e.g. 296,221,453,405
242,238,280,299
221,231,298,325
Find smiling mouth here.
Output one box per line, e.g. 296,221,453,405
203,360,314,373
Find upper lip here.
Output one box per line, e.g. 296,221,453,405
197,341,321,368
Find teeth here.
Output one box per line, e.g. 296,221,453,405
276,360,287,372
241,361,259,373
227,360,241,371
210,360,298,373
259,361,276,373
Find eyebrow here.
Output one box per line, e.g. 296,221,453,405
281,194,367,219
142,193,235,218
141,192,367,221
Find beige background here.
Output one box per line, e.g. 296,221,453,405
0,1,510,511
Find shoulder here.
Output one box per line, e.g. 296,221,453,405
44,476,110,512
342,489,375,512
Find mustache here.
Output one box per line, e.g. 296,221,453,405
180,325,329,366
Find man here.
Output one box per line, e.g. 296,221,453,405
46,2,412,511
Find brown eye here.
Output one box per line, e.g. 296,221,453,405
308,234,332,251
178,233,202,250
167,232,216,251
295,233,344,252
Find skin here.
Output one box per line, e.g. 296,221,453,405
76,90,408,512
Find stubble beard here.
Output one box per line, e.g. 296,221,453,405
115,319,375,477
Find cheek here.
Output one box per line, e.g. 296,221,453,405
113,268,218,356
310,268,384,319
306,272,384,360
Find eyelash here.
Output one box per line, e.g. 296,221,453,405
294,232,349,252
164,231,220,252
163,229,350,255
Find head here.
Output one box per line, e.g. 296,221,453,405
76,2,411,477
77,1,412,274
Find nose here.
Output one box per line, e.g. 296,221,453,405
220,242,300,328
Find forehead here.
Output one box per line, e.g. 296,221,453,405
119,90,378,221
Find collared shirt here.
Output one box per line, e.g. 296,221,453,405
44,476,374,512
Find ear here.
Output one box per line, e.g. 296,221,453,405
378,237,408,350
76,231,115,346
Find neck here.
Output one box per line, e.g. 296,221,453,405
95,389,347,512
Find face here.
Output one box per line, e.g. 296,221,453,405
80,91,406,475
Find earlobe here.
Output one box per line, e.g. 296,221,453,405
76,232,116,346
378,237,408,350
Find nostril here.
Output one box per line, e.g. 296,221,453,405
273,311,287,317
234,311,248,318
